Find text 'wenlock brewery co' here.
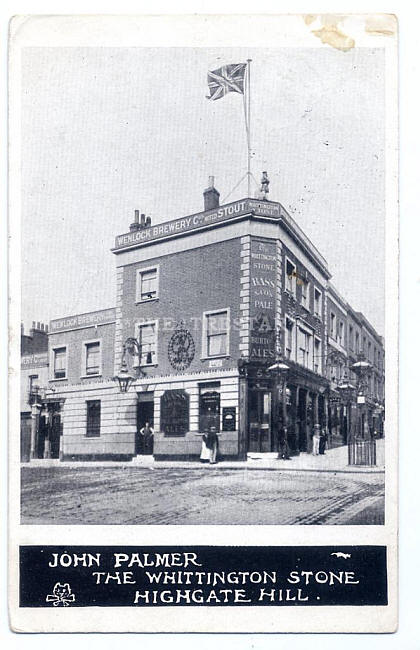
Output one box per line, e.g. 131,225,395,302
21,178,385,463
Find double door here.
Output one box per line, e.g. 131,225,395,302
248,389,272,453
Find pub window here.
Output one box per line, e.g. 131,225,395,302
297,327,312,369
285,259,296,296
314,338,321,373
203,310,229,357
314,287,321,316
285,318,294,360
301,279,309,309
160,389,190,437
330,312,336,340
86,400,101,437
84,341,101,376
338,321,344,346
28,374,39,392
349,325,354,351
53,346,67,379
136,321,157,366
136,266,159,302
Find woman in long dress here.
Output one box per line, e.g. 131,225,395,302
200,433,212,462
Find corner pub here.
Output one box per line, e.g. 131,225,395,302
22,177,385,462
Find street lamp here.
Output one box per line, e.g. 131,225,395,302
113,337,146,393
351,353,372,439
268,359,290,459
336,372,356,444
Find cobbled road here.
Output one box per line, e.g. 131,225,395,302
21,466,384,525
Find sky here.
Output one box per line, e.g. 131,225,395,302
21,46,385,334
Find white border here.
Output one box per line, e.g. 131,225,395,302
7,10,399,637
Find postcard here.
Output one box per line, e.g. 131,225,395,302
9,13,398,633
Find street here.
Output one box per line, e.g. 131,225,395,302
21,465,384,525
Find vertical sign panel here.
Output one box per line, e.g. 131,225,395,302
249,238,277,361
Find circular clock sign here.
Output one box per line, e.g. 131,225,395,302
168,328,195,371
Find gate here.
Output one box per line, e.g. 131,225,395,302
348,439,376,466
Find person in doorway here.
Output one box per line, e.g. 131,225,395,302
277,424,291,460
319,427,327,455
312,424,321,455
139,422,154,455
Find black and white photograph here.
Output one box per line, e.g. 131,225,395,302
8,13,398,633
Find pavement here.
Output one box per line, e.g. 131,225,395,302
25,439,385,474
21,441,385,526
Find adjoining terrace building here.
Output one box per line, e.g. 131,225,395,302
22,179,385,461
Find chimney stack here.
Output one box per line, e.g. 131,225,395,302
203,176,220,211
130,209,141,232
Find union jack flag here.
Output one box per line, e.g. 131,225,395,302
207,63,247,100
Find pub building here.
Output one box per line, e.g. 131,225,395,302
21,177,385,461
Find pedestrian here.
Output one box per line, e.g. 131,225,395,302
277,424,291,460
312,424,321,455
199,433,211,463
319,427,327,455
139,422,154,455
206,426,219,464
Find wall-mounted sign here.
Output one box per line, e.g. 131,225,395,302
50,308,115,333
209,358,223,368
168,326,195,371
160,389,190,436
222,407,236,431
249,238,277,362
114,199,283,251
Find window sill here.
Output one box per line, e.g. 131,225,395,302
135,298,159,305
201,354,230,361
50,377,68,382
134,363,158,369
80,374,102,379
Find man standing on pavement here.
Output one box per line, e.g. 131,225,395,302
277,423,291,460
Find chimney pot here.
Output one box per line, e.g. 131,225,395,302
141,213,146,228
134,210,139,223
146,216,152,227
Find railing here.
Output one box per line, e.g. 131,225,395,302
348,439,377,466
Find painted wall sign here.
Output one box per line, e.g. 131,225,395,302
50,308,116,333
113,199,283,251
249,238,277,362
21,353,49,369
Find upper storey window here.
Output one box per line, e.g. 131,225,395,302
301,279,309,309
136,266,159,302
314,287,321,317
52,346,67,379
285,259,296,296
203,309,230,358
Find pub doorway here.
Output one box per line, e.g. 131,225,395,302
136,392,154,455
199,383,221,432
248,389,272,453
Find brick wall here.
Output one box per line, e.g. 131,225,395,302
48,321,116,387
118,238,242,377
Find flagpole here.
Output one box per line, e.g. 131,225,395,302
247,59,252,197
